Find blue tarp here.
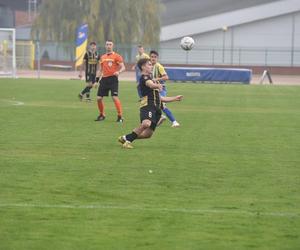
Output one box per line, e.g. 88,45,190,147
165,67,252,84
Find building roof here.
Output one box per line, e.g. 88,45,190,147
161,0,300,41
161,0,282,26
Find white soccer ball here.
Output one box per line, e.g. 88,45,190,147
180,36,195,51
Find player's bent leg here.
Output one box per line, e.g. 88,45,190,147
138,120,157,139
162,106,176,123
119,119,151,148
112,96,124,122
162,105,180,127
138,128,154,139
157,115,166,127
79,84,90,100
132,120,151,137
140,119,151,130
85,82,93,101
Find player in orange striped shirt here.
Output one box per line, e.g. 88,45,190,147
95,40,125,122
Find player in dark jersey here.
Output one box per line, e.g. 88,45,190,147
78,41,99,101
118,58,183,149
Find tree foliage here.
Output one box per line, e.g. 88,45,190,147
32,0,162,46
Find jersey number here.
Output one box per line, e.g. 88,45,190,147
148,111,152,118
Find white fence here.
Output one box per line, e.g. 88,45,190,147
15,41,300,68
159,47,300,67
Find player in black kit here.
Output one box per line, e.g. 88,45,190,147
78,41,99,101
118,58,183,149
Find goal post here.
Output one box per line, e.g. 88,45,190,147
0,28,16,78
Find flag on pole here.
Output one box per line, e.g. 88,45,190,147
75,24,88,68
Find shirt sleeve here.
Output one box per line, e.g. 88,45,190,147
158,64,167,76
116,54,124,64
144,76,154,87
99,55,104,64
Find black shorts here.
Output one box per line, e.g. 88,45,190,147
97,75,119,97
140,106,162,131
85,73,96,83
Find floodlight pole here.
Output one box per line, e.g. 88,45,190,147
12,29,16,78
37,41,40,79
36,30,40,79
222,26,228,64
185,50,189,64
291,13,295,66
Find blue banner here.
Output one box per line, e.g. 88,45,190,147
165,67,252,84
75,24,88,67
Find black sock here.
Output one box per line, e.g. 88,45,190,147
81,86,90,95
86,86,93,98
125,131,138,142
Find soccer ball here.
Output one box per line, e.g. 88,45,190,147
180,36,195,51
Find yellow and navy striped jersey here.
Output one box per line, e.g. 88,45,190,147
84,50,99,74
152,62,167,80
152,62,167,91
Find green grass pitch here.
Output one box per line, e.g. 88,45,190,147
0,78,300,249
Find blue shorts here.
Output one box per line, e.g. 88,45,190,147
160,88,167,97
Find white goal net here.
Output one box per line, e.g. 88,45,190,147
0,28,16,78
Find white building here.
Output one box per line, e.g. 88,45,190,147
160,0,300,66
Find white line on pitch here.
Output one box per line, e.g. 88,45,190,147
0,99,24,106
12,101,24,106
0,203,298,218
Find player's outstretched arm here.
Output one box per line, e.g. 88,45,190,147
153,73,169,83
161,95,183,103
146,80,163,91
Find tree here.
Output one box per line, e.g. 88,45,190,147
32,0,162,46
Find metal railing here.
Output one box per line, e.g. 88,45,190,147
15,41,300,69
159,47,300,67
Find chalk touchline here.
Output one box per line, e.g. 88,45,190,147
0,203,298,218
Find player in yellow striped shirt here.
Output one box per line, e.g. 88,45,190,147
150,50,180,127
